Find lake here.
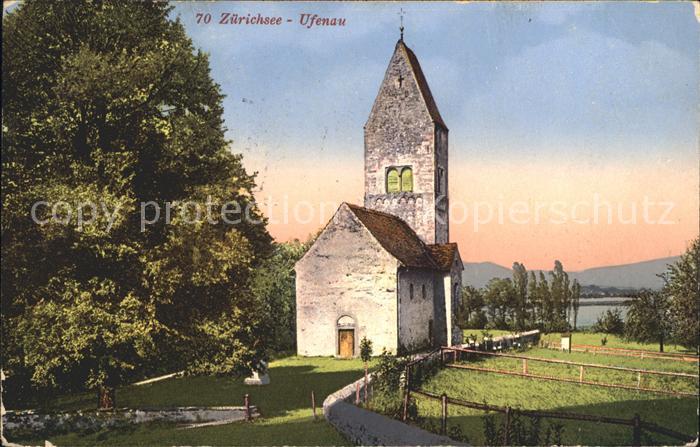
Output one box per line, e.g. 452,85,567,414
573,297,630,328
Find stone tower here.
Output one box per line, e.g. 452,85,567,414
364,38,449,245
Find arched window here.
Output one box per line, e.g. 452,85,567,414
409,284,414,300
422,284,426,300
401,167,413,192
387,168,400,193
337,315,355,328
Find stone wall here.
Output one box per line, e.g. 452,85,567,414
435,126,449,244
2,406,258,439
363,42,440,244
448,254,463,346
323,374,462,446
397,268,437,353
296,204,399,356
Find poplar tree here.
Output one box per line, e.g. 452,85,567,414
512,262,529,331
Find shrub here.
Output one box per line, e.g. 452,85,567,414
372,349,407,393
591,308,625,334
483,412,563,446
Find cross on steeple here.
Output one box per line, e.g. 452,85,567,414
399,8,405,41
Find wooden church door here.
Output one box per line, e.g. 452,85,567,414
338,329,354,358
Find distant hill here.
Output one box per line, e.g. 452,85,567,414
461,262,513,289
462,256,680,290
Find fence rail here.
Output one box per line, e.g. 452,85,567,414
445,347,698,378
410,389,695,445
440,346,698,397
544,341,700,363
400,342,698,445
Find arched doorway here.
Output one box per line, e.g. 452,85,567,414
337,315,355,358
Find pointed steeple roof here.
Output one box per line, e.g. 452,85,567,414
395,40,447,129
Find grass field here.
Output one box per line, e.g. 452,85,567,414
455,347,698,394
415,347,698,445
540,332,695,354
11,356,372,446
462,329,696,355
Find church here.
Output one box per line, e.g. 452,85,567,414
295,35,463,357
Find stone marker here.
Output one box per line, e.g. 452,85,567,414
244,361,270,386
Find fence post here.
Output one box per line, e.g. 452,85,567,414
244,393,251,421
632,413,641,446
503,406,512,445
579,365,584,383
311,390,317,420
402,365,411,422
637,372,641,390
441,393,448,435
522,358,528,374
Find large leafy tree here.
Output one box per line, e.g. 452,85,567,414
483,278,515,330
662,239,699,353
457,285,486,329
2,0,271,407
249,240,312,353
624,291,671,352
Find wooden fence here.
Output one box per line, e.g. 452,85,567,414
543,341,700,363
409,388,695,445
440,346,698,397
400,346,698,445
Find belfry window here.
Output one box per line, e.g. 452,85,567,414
401,167,413,192
387,168,400,193
386,165,413,193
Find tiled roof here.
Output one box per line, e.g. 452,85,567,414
346,204,438,269
427,243,460,271
399,40,447,130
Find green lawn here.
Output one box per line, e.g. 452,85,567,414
540,332,694,354
455,347,698,394
462,329,696,354
11,356,372,446
415,348,698,446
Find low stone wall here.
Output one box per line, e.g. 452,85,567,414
462,329,541,351
323,375,463,446
3,406,258,438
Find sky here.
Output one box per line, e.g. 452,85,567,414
169,1,700,270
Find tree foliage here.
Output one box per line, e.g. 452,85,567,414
457,285,486,329
467,261,578,332
249,240,311,353
2,0,272,404
624,291,671,352
662,238,699,352
590,308,625,335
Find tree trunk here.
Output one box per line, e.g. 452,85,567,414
659,335,664,353
97,386,116,410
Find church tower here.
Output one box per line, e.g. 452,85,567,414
364,38,449,244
